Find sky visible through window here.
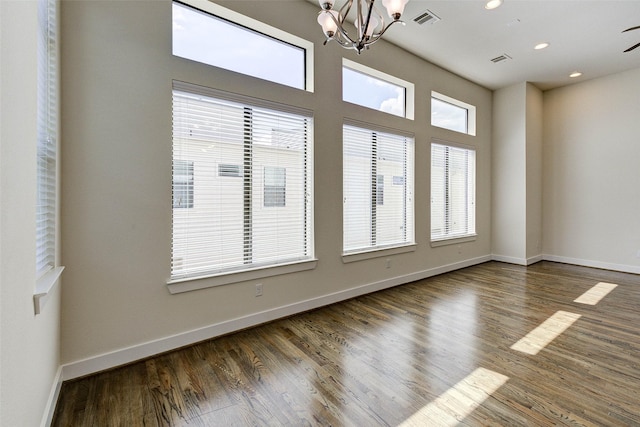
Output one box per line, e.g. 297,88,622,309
431,97,468,133
172,2,305,90
342,67,406,117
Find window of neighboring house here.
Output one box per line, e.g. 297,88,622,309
172,160,194,208
431,91,476,136
218,164,241,177
172,0,313,91
431,141,476,243
170,81,314,285
343,123,414,254
264,166,286,207
342,58,415,119
34,0,63,313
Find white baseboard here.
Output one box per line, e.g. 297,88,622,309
41,366,63,427
491,254,543,266
542,254,640,275
491,254,528,265
61,255,491,381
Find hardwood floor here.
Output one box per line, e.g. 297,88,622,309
52,261,640,426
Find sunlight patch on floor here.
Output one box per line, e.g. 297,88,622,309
399,367,509,427
573,282,618,305
511,310,581,355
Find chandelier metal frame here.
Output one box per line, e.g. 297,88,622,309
317,0,408,54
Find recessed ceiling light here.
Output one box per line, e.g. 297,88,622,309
569,71,582,78
534,42,550,50
485,0,503,10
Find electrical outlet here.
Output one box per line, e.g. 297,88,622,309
255,283,263,297
385,258,391,269
636,250,640,258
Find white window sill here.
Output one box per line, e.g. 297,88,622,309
431,234,477,248
342,244,417,263
34,266,64,315
167,259,318,294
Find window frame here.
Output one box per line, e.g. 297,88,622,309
342,121,416,261
430,139,477,246
168,81,316,294
172,0,314,92
342,58,415,120
431,91,476,136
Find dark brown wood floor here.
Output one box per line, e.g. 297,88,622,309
52,261,640,426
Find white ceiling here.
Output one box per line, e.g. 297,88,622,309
312,0,640,90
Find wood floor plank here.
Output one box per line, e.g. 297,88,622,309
52,261,640,426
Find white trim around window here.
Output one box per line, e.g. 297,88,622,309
343,58,414,120
169,81,315,292
430,139,476,245
342,120,415,260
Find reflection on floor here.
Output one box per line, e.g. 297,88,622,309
53,261,640,426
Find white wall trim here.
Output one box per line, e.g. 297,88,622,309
41,366,63,427
61,255,491,380
491,254,527,265
527,255,544,265
491,253,640,274
491,254,543,266
542,254,640,275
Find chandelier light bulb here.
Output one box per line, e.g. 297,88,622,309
382,0,408,20
317,10,339,37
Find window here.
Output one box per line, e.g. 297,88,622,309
431,91,476,136
172,1,313,91
34,0,63,314
171,81,313,284
431,141,476,243
343,123,414,254
342,59,415,119
172,160,194,208
264,167,286,207
36,0,58,277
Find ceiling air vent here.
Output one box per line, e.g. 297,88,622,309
413,10,440,25
491,54,512,63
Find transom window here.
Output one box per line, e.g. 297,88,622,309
171,81,314,284
342,59,414,119
343,123,415,254
172,1,313,91
431,91,476,136
431,141,476,242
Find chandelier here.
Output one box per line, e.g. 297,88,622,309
317,0,409,54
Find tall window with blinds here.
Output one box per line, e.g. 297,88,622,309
36,0,58,278
431,142,476,242
343,123,414,254
171,82,313,282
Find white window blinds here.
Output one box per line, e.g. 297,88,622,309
343,123,414,253
36,0,57,277
171,82,313,282
431,142,476,241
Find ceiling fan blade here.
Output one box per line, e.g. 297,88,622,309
622,25,640,33
624,41,640,52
